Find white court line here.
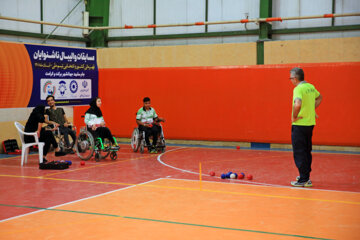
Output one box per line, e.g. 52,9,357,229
0,178,163,223
157,148,360,194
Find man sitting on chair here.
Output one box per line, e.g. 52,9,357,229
136,97,165,154
45,95,76,154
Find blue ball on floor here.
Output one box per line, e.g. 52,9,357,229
226,172,233,178
221,173,226,179
65,160,72,165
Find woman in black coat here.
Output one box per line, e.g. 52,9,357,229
24,105,66,162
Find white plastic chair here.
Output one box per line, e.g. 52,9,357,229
14,121,45,166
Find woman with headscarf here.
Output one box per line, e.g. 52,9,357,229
24,105,66,163
84,97,118,149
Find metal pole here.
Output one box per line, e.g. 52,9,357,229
42,0,83,43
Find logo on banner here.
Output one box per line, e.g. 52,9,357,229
70,80,78,93
59,80,67,96
43,80,56,96
82,80,88,88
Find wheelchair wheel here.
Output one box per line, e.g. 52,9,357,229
75,130,95,160
110,151,117,160
99,138,111,159
131,128,140,152
139,140,144,154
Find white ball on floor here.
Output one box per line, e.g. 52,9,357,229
230,173,236,179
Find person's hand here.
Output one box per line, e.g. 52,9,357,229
292,116,303,123
100,122,106,127
92,125,97,131
64,123,69,127
37,130,41,138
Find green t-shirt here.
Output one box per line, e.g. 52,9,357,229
46,108,66,125
136,107,158,123
292,81,320,126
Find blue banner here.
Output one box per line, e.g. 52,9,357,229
25,44,98,107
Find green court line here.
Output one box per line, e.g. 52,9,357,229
0,204,333,240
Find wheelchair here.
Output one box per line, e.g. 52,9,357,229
131,124,166,154
75,125,119,162
46,124,76,152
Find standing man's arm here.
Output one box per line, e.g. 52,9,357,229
315,94,323,108
292,99,303,123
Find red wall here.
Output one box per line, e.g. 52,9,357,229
74,62,360,146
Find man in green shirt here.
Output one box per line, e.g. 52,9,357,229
290,67,323,187
45,95,76,153
136,97,165,153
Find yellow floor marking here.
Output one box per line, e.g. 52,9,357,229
0,173,359,205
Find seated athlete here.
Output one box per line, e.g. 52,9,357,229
84,97,119,149
136,97,165,153
24,105,66,163
45,95,76,154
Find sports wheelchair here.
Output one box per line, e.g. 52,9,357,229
75,123,119,162
46,124,76,152
131,124,166,154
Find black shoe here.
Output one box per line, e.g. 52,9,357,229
42,158,48,163
55,151,67,157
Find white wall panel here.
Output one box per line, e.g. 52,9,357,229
334,0,360,26
208,0,259,32
156,0,205,35
299,0,332,27
273,0,332,29
0,0,40,33
109,0,154,37
43,0,84,37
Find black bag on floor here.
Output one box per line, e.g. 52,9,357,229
39,161,69,170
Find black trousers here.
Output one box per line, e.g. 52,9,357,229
59,126,76,148
138,125,161,147
291,125,314,182
88,127,115,144
25,128,58,156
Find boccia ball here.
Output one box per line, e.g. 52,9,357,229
80,161,85,166
66,160,72,165
221,173,226,179
226,172,233,178
230,173,237,179
238,173,244,179
209,171,215,176
236,146,240,150
247,174,253,180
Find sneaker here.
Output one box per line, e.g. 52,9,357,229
304,180,313,187
291,181,306,187
55,151,67,157
296,176,312,185
291,180,313,187
68,149,75,154
110,145,120,150
150,149,158,154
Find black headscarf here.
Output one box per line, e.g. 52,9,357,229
32,105,46,116
24,105,45,133
85,97,103,117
